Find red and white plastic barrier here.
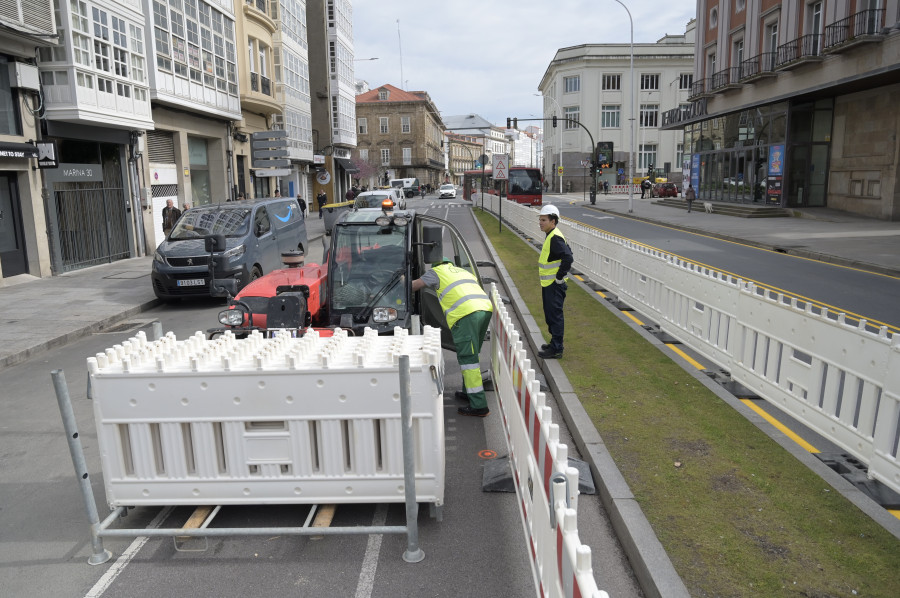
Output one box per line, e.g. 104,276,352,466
490,284,610,598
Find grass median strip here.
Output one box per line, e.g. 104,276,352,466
476,209,899,598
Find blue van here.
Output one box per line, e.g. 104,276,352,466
151,197,307,300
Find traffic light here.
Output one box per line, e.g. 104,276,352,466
513,118,518,129
552,115,557,127
598,169,603,176
506,118,511,129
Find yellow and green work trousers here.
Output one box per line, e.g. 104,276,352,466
450,309,492,410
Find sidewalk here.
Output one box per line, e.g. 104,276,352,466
0,212,327,369
1,197,897,369
550,191,900,276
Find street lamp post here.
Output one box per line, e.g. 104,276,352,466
535,93,563,195
613,0,635,213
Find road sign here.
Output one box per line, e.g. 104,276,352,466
557,166,563,175
254,169,292,177
252,158,290,169
492,154,509,180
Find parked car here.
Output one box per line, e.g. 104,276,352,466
654,182,679,198
439,184,457,199
152,197,308,301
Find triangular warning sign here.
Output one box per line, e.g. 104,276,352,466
495,159,506,170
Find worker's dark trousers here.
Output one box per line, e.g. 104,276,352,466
541,281,567,353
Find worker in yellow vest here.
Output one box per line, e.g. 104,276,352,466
412,259,493,417
537,204,573,359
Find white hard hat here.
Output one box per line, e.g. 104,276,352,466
540,204,560,217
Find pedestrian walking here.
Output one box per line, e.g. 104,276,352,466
161,199,181,236
317,190,327,219
537,205,573,359
345,187,355,202
297,195,307,218
640,178,651,199
603,180,609,195
182,202,191,212
412,260,493,417
684,184,696,213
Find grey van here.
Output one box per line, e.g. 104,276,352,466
151,197,307,300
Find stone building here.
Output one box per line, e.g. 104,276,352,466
668,1,900,218
354,84,444,190
538,21,696,193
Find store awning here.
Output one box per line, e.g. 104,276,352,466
0,141,38,159
334,157,359,174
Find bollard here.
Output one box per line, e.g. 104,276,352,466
152,320,163,341
51,369,113,565
399,355,425,563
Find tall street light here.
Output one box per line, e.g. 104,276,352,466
535,93,563,194
353,57,379,62
613,0,635,213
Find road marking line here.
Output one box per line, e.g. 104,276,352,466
354,503,388,598
740,399,820,453
622,311,644,326
665,343,706,370
84,506,174,598
595,290,607,298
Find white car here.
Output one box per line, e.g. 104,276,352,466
439,184,457,199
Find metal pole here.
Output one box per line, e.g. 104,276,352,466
399,355,424,562
614,1,636,213
51,369,113,565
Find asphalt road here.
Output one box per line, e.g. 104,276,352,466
0,195,641,598
561,203,900,332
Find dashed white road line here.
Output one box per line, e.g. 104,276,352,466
84,506,174,598
354,503,389,598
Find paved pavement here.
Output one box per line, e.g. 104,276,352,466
1,194,897,371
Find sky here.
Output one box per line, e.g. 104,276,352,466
352,1,697,128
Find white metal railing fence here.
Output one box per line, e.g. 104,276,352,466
477,193,900,496
490,284,609,598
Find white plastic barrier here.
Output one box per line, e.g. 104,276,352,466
478,194,900,496
87,326,445,508
490,284,610,598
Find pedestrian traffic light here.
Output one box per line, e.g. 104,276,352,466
598,169,603,176
552,116,557,127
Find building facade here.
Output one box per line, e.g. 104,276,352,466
538,21,696,193
443,132,483,186
38,0,154,273
0,0,57,281
307,0,357,206
141,0,243,247
443,114,512,177
668,1,900,219
355,84,444,190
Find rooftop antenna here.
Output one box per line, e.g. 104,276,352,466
397,19,404,89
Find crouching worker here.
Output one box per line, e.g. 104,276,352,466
412,259,493,417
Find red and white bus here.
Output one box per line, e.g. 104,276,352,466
462,167,543,206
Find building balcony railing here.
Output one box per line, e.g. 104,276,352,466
776,33,824,70
739,52,778,82
710,67,743,92
688,78,713,100
261,75,271,96
823,9,885,53
250,72,259,92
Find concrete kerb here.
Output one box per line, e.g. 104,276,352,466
470,208,691,598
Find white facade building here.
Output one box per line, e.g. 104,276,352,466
538,20,696,192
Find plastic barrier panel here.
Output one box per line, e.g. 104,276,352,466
481,194,900,497
489,285,609,598
87,327,445,508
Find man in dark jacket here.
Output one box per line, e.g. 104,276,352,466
317,191,327,219
537,204,573,359
162,199,181,236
